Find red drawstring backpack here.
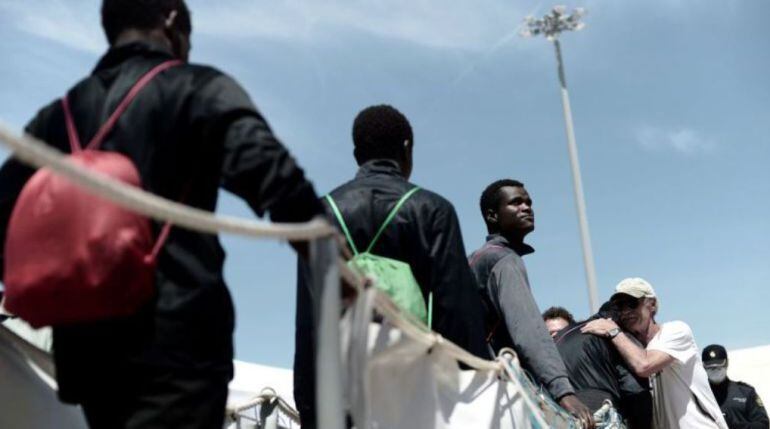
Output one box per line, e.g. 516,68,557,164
3,60,182,328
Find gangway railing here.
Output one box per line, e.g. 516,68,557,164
0,125,587,429
0,124,351,429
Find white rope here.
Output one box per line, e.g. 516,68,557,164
0,123,499,374
370,287,502,372
0,124,335,241
499,348,552,429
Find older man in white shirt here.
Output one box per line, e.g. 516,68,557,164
582,278,728,429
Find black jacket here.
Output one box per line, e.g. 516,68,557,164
294,159,487,428
555,319,652,428
0,42,323,402
711,379,769,428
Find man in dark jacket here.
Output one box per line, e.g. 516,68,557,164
0,1,324,427
294,105,487,428
703,344,769,428
554,304,652,428
468,178,594,428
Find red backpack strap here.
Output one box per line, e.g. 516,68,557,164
61,96,83,153
144,221,174,264
60,59,183,263
86,59,182,151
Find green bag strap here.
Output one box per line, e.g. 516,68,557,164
428,292,433,330
324,194,359,256
366,187,421,254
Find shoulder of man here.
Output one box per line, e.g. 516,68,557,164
168,62,262,120
469,242,515,269
387,182,459,219
176,63,244,95
734,380,759,395
732,381,765,408
661,320,693,337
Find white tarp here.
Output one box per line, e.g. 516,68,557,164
0,324,87,429
340,288,578,429
727,345,770,405
3,309,768,429
0,321,299,429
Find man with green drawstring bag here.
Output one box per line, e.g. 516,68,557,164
293,105,487,429
326,187,430,326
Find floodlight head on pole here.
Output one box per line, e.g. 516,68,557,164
520,6,587,41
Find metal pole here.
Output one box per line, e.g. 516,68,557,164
311,237,344,429
552,39,600,313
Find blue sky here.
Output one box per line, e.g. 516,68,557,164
1,0,768,368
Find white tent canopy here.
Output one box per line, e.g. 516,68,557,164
2,317,769,428
726,345,770,405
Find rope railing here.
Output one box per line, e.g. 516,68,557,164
0,124,576,428
0,123,501,374
370,288,502,372
0,125,335,241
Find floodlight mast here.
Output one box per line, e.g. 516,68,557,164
521,6,599,313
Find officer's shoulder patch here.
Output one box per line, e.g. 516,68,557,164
757,395,765,409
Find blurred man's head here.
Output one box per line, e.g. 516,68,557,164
102,0,192,61
610,277,658,340
543,306,575,338
352,105,413,178
702,344,729,385
480,179,534,242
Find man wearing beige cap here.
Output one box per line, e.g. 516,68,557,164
582,278,728,429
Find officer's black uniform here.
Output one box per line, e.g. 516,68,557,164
703,344,769,429
711,379,769,429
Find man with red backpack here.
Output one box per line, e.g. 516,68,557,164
0,1,324,427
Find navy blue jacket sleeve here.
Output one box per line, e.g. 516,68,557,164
189,74,323,223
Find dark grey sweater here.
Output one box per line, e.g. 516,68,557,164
469,234,574,400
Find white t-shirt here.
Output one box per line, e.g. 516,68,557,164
647,321,728,429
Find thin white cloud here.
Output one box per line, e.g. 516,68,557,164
635,126,716,155
0,0,105,54
191,1,526,52
0,1,530,53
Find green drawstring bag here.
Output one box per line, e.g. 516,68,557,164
326,187,432,327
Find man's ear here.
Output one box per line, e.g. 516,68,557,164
485,208,498,228
164,10,178,29
648,298,658,316
402,139,412,159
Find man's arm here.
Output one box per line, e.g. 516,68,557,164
490,259,594,426
423,202,487,358
491,258,574,398
582,318,674,378
190,74,324,227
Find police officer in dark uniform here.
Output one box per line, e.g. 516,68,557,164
703,344,769,428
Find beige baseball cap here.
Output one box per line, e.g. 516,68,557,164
612,277,657,299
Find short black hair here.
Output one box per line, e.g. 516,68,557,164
595,301,619,322
102,0,191,45
542,306,575,324
352,105,413,164
479,178,525,225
